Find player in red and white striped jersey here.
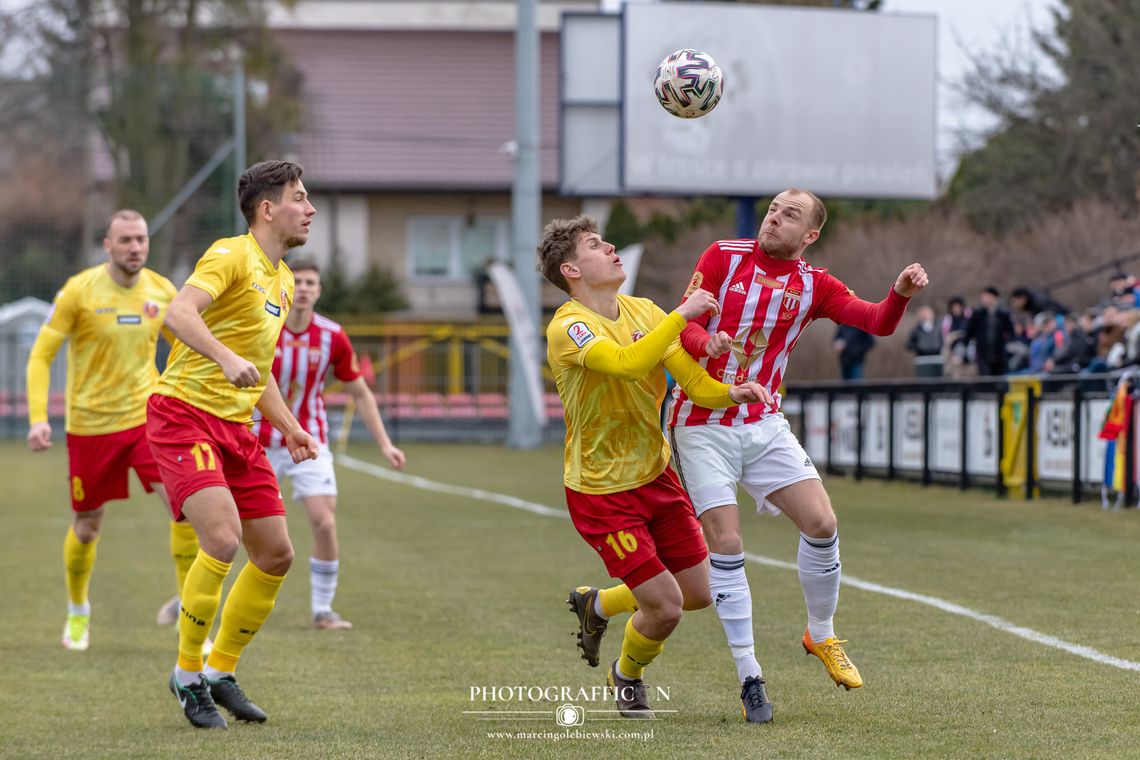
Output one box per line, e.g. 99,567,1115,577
669,189,928,720
252,259,406,630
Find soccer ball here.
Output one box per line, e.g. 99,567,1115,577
653,49,724,119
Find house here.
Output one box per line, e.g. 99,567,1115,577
270,1,610,317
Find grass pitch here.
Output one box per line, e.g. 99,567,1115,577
2,440,1139,759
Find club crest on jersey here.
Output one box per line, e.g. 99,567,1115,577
281,289,289,308
683,271,704,297
143,300,159,319
631,330,645,342
567,321,595,349
782,287,802,312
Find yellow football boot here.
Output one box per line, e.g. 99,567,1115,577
802,629,862,690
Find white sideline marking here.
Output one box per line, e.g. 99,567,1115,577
339,455,1140,674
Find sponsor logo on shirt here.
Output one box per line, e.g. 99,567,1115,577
728,327,768,374
754,273,782,289
116,314,142,325
728,282,747,295
95,307,117,314
251,282,267,294
567,321,595,349
265,301,282,317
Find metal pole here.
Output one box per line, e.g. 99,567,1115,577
1025,386,1036,500
1072,386,1083,504
736,197,758,239
233,57,247,233
507,0,543,448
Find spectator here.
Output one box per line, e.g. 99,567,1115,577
833,324,875,380
906,305,943,377
1104,272,1138,310
941,296,971,373
1009,286,1069,318
1052,311,1096,373
1012,312,1058,375
965,286,1015,376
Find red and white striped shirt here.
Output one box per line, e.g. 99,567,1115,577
252,313,362,447
667,239,909,427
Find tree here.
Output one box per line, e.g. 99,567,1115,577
948,0,1140,234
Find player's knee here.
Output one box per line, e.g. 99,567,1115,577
802,508,837,539
311,512,336,537
73,512,102,542
699,507,743,553
682,587,712,611
259,542,294,576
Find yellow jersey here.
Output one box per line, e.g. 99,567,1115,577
27,264,177,435
155,233,294,425
547,294,686,495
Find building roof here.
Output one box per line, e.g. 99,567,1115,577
278,29,561,192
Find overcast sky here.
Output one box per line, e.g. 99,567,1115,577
880,0,1057,175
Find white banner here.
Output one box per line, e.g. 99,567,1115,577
831,399,858,467
1036,400,1074,482
930,399,962,473
965,399,999,476
893,400,925,471
804,398,829,464
487,263,547,428
1083,399,1110,484
861,399,890,468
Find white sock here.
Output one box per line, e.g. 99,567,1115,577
593,591,610,620
68,602,91,617
175,666,201,687
709,552,762,682
310,557,339,615
798,532,840,642
203,664,232,680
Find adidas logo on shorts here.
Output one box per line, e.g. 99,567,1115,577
728,282,747,295
804,457,813,468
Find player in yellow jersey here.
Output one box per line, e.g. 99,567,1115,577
538,216,772,719
25,209,202,652
147,160,319,729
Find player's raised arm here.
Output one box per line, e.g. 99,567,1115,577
578,290,719,381
164,284,260,388
664,349,773,409
817,264,929,337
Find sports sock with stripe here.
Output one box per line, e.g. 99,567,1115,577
617,616,666,681
798,532,840,642
178,550,232,673
207,561,286,674
710,551,762,681
63,525,97,612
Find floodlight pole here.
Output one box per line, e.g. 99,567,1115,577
736,197,759,239
507,0,544,449
233,56,247,234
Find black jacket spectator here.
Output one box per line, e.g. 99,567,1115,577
966,288,1016,376
1010,287,1069,317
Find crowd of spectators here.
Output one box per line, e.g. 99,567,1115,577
907,275,1140,378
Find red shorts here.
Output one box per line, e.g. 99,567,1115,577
66,425,160,512
146,394,284,521
565,467,708,589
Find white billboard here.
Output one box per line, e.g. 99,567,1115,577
621,3,937,198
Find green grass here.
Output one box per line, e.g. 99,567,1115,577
2,440,1140,759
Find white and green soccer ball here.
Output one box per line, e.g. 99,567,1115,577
653,49,724,119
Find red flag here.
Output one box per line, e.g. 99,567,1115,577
1099,381,1132,440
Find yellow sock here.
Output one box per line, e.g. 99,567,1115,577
63,526,98,606
618,617,665,681
169,521,200,595
598,584,639,618
178,551,232,672
207,561,286,674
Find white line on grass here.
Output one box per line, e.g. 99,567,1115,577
339,454,1140,674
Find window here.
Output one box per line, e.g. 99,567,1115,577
408,216,510,281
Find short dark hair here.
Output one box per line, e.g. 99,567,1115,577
238,160,304,226
289,259,320,276
948,295,965,308
1010,287,1030,300
105,209,145,237
536,215,599,294
983,286,1000,297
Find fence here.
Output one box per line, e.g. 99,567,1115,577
781,373,1132,506
0,312,567,445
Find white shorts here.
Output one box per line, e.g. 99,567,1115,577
670,414,820,517
265,443,337,501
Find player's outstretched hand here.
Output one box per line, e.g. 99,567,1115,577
704,330,732,358
382,443,407,470
894,263,930,298
220,353,261,388
27,422,52,452
677,289,720,321
286,428,320,463
728,382,773,406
